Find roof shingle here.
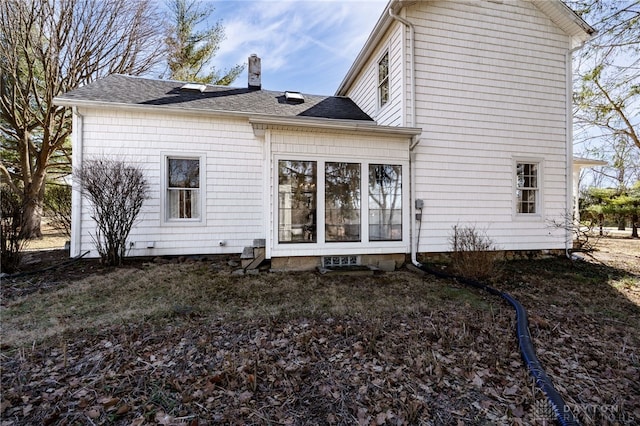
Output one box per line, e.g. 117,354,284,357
56,74,373,122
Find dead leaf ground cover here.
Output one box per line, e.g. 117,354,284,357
1,238,638,425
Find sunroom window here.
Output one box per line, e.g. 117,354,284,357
277,160,404,245
369,164,402,241
325,162,361,242
278,160,317,243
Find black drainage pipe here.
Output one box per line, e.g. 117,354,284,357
417,264,579,426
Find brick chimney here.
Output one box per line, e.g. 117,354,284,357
248,54,261,90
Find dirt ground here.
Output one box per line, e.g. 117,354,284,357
584,236,640,274
1,233,638,425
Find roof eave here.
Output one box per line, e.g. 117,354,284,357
531,0,597,48
53,97,421,137
249,114,422,138
53,97,277,120
573,157,608,167
336,0,596,96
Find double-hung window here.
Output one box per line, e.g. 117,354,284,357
378,51,389,108
167,157,201,220
516,162,538,214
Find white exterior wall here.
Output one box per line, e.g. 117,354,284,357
346,22,405,127
266,128,411,258
408,0,571,252
73,107,264,257
347,0,573,253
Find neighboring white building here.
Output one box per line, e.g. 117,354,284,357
54,0,594,269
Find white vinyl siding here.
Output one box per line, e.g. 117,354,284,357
75,108,263,257
404,0,571,252
346,23,404,126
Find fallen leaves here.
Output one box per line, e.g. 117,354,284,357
1,245,638,425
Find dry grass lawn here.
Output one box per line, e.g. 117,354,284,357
1,237,638,425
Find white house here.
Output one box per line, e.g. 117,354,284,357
54,0,594,270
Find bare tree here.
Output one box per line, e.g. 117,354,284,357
571,0,639,154
44,183,72,238
74,158,149,267
0,0,165,238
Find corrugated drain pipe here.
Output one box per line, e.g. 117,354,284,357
416,264,580,425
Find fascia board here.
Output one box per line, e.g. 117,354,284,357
249,115,422,138
52,97,422,138
52,97,266,120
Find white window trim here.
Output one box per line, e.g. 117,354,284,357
272,155,409,257
161,152,206,226
377,49,390,111
513,157,543,219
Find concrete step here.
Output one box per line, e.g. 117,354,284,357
241,246,254,259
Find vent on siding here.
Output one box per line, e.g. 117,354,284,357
323,255,359,268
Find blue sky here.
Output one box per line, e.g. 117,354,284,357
203,0,388,95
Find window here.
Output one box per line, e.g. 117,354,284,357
378,51,389,108
325,162,361,242
167,157,201,220
516,162,538,214
369,164,402,240
278,160,317,243
277,160,404,245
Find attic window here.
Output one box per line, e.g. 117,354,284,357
378,51,389,108
180,83,207,92
284,91,304,103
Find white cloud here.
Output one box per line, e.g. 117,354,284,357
208,0,386,93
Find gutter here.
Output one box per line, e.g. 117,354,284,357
70,106,83,258
53,98,422,138
248,115,421,137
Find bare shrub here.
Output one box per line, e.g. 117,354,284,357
547,212,601,253
1,185,27,273
448,224,501,280
74,158,148,266
44,183,72,237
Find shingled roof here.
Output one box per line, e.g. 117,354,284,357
56,74,373,122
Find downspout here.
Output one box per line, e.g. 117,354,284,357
70,106,83,258
264,129,272,260
388,7,421,267
388,7,415,128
